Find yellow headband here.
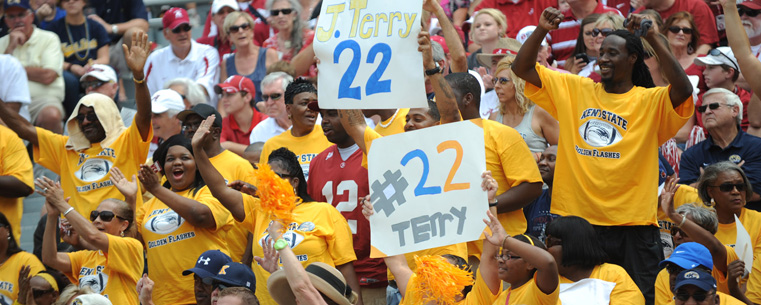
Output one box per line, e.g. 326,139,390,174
35,273,59,292
518,234,535,246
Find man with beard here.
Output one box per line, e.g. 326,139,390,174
512,8,693,305
523,145,559,242
0,31,153,216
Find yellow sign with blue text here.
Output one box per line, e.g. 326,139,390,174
314,0,427,109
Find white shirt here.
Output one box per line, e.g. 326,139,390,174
0,28,64,102
480,90,500,119
144,40,219,105
0,55,31,121
249,117,288,144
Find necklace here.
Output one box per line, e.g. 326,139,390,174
377,109,400,129
65,19,91,62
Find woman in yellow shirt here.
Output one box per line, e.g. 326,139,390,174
135,134,234,305
0,212,45,304
546,216,645,305
192,115,358,305
37,177,143,305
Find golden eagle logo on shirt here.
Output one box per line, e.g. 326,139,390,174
78,265,108,294
145,210,185,235
579,108,628,147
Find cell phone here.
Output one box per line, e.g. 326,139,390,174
150,161,161,173
575,53,590,64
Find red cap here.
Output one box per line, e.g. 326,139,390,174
739,0,761,10
162,7,190,30
430,35,450,54
215,75,256,95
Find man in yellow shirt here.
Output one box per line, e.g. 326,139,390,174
512,9,694,304
0,125,33,242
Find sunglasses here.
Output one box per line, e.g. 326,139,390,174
675,291,712,302
738,7,761,17
228,22,251,33
670,226,688,238
81,80,108,90
492,77,512,85
708,48,739,70
32,288,55,298
592,28,613,37
171,24,192,34
668,26,693,35
270,8,293,16
90,210,127,222
75,112,98,123
495,252,521,261
696,102,729,113
262,93,282,101
709,182,746,192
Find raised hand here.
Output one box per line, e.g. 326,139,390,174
659,176,679,218
254,238,281,273
123,30,151,78
35,177,66,211
137,273,155,305
481,170,498,203
191,115,215,149
110,167,138,200
625,14,654,38
483,210,508,246
422,0,442,13
137,164,161,193
17,265,32,305
417,30,436,70
228,180,258,196
538,7,564,31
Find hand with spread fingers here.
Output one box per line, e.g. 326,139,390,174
191,115,216,149
254,236,281,273
124,30,151,79
138,164,161,193
34,177,67,211
110,167,138,203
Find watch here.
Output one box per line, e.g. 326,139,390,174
488,199,498,207
273,239,288,251
425,63,441,76
111,24,119,34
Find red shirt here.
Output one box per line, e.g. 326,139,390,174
634,0,719,46
604,0,632,15
474,0,557,39
696,86,751,132
306,145,388,288
200,6,272,47
549,1,622,65
220,109,267,145
196,35,234,60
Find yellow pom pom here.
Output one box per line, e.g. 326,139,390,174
254,163,297,226
410,255,474,305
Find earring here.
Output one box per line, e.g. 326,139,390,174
120,231,124,237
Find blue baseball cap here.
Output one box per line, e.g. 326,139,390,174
203,262,256,293
4,0,32,11
182,250,232,278
659,242,713,270
675,269,717,292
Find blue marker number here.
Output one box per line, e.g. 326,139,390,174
334,40,361,100
401,149,442,196
365,43,392,96
332,42,393,100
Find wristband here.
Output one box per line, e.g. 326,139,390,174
273,239,288,251
111,24,119,34
488,198,498,207
63,207,74,217
676,214,687,228
133,76,145,84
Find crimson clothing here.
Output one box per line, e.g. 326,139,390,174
220,109,267,145
550,1,622,65
685,63,707,94
197,35,234,60
634,0,719,46
604,0,632,14
474,0,557,39
200,7,272,47
696,86,751,132
307,145,387,288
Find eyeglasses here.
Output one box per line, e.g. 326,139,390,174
494,252,521,261
670,226,688,238
675,291,713,302
90,210,128,222
262,93,283,101
592,28,613,37
171,24,192,34
75,112,98,123
696,102,729,113
182,121,203,132
271,8,293,16
228,22,251,33
709,182,746,192
708,48,739,71
32,288,55,298
668,26,693,35
492,77,512,85
738,7,761,17
545,236,562,248
81,80,108,90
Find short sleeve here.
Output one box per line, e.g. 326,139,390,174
464,271,500,305
241,194,260,233
326,206,357,266
195,187,234,232
33,127,69,175
66,251,87,282
39,33,64,73
105,235,143,282
361,126,383,168
194,45,220,97
126,115,154,152
692,2,719,45
655,85,693,144
0,56,31,105
19,252,46,276
494,126,543,188
1,129,33,189
524,63,573,119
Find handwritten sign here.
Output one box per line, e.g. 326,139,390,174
368,120,487,257
314,0,427,109
735,215,754,277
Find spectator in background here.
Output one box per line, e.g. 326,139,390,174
151,89,185,145
0,54,32,122
217,287,258,305
733,0,761,91
474,38,522,119
516,25,569,73
182,250,233,305
202,0,272,48
565,13,602,74
0,212,46,303
523,145,560,241
219,11,278,104
472,0,557,39
634,0,719,54
465,8,507,70
242,142,264,167
16,271,60,305
144,8,220,104
165,78,208,109
249,72,293,144
263,0,313,62
673,269,720,305
46,0,110,118
197,0,238,60
88,0,148,80
80,64,119,101
0,124,33,243
203,262,257,305
1,0,65,134
693,47,750,133
662,12,706,90
216,75,267,156
548,0,622,67
576,13,625,78
33,0,64,29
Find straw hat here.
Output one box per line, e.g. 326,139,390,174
267,262,358,305
475,38,523,67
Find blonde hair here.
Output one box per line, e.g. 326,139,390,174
470,9,507,43
53,286,95,305
593,13,625,29
494,56,533,116
224,11,255,35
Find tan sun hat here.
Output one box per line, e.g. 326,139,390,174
476,38,523,67
267,262,358,305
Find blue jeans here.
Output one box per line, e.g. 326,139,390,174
386,285,401,305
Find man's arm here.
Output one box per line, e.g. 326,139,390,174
748,95,761,137
25,67,58,85
722,0,761,95
423,0,467,73
495,182,543,214
0,177,33,197
418,31,461,124
123,31,152,141
339,109,369,154
513,8,563,88
0,99,38,145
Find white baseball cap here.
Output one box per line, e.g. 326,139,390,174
694,47,739,72
151,89,185,114
212,0,238,14
71,294,112,305
517,26,549,46
79,64,117,83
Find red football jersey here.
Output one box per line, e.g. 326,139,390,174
307,145,387,287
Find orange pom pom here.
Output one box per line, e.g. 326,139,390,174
254,163,298,225
409,255,474,305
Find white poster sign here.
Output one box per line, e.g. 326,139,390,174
735,215,754,276
314,0,427,109
367,120,487,257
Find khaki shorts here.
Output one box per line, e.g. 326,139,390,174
29,96,65,125
109,37,131,79
361,286,387,305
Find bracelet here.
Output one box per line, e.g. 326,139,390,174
501,235,510,250
488,198,498,207
676,214,687,228
63,207,74,217
133,76,145,84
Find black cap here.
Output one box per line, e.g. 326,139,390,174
177,104,222,127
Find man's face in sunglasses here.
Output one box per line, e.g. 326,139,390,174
699,95,738,130
675,285,717,305
165,23,192,50
77,106,107,143
740,5,761,43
